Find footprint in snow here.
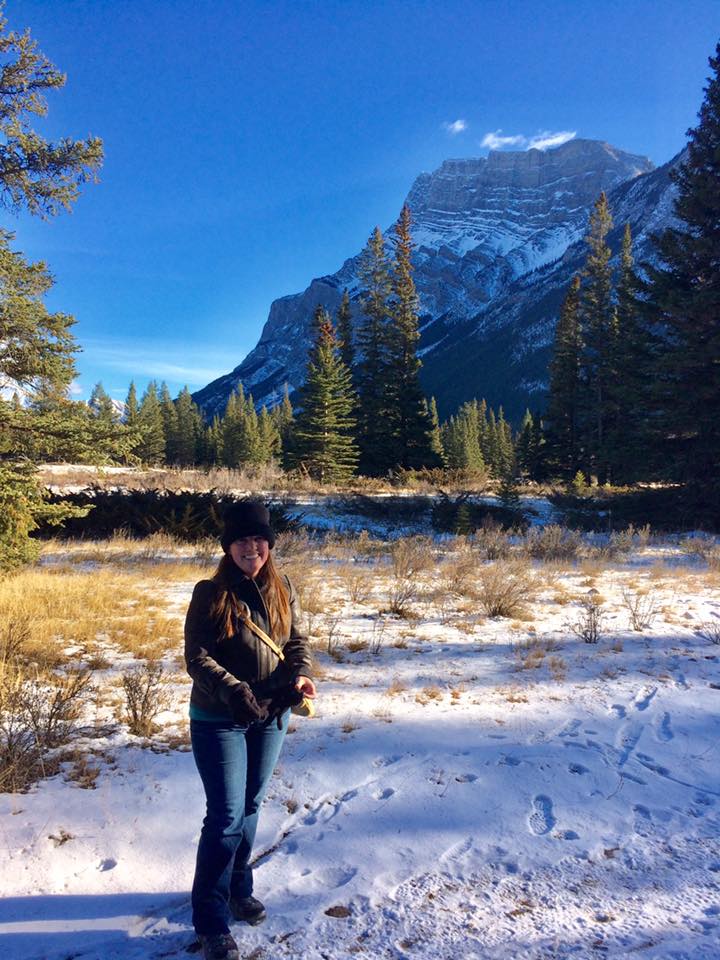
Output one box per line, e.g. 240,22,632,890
634,686,657,711
528,795,555,836
610,704,627,720
97,858,117,871
568,762,589,775
372,787,395,801
373,754,402,767
559,719,582,738
657,712,674,742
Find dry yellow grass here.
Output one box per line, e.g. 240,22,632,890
0,568,182,665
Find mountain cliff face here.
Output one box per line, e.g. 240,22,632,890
193,139,677,421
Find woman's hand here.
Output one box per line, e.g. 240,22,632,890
295,675,317,698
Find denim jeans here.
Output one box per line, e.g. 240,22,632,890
190,713,288,935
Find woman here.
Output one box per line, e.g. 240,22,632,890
184,500,316,960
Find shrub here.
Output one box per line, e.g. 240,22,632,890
121,663,170,737
386,538,433,615
524,525,583,562
476,562,536,618
569,592,604,644
621,589,660,631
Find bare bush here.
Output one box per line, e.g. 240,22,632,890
697,620,720,645
621,589,661,631
121,663,170,737
440,547,477,598
569,591,604,644
0,657,94,793
325,617,342,657
369,617,387,655
387,538,433,616
476,562,536,618
472,520,512,561
523,525,583,562
337,564,373,604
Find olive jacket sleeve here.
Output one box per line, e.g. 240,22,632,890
184,579,246,707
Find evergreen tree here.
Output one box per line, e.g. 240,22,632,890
125,381,139,429
271,383,295,469
174,386,201,465
136,382,165,463
643,41,720,489
545,275,583,479
0,9,107,570
387,204,437,469
516,409,535,479
336,289,354,373
428,397,444,461
609,223,648,483
159,381,178,463
579,193,615,482
88,381,118,423
293,306,358,483
0,11,103,217
257,405,281,464
356,226,394,475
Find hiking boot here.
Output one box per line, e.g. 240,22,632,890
198,932,240,960
229,894,267,925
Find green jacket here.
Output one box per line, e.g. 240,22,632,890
184,566,312,718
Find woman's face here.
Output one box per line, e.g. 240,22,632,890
229,535,270,579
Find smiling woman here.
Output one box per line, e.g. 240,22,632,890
183,499,316,960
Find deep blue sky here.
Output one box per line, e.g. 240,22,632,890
9,0,719,401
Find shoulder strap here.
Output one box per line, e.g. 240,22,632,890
236,601,285,661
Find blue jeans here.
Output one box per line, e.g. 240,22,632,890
190,713,288,935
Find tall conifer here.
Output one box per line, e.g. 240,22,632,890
293,306,358,483
546,275,583,479
643,41,720,490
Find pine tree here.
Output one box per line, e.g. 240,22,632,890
387,204,437,469
336,289,354,373
125,381,139,429
0,11,103,217
89,382,118,423
428,397,444,461
174,386,201,465
0,9,106,570
579,193,615,482
516,410,535,479
159,382,179,463
609,224,648,483
643,41,720,491
293,306,358,483
271,383,295,469
257,406,281,464
545,275,583,479
136,382,165,463
356,226,394,475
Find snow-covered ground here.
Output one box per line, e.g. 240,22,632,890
2,533,720,960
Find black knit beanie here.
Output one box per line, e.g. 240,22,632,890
221,501,276,552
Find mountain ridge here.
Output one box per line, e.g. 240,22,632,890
193,138,674,421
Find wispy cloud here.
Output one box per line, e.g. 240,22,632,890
480,129,577,152
528,130,576,151
68,380,84,396
84,340,231,388
480,130,526,150
443,119,467,135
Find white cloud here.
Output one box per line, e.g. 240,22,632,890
68,380,84,396
527,130,576,151
480,128,577,152
86,340,230,387
443,119,467,135
480,130,527,150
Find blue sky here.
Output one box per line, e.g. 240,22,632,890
9,0,719,402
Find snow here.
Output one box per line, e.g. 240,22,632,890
3,528,720,960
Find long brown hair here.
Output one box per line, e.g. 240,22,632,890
210,551,291,641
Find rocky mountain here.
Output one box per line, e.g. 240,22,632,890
193,138,679,421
